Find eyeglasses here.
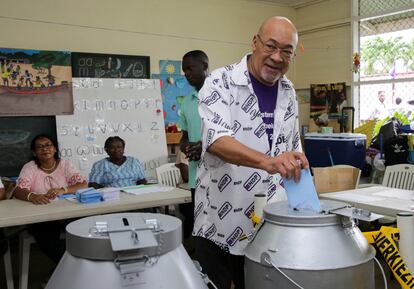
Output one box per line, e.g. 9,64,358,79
35,143,54,150
256,34,295,60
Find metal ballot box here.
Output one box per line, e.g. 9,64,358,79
245,200,379,289
46,213,209,289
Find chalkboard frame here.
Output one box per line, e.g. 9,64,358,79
71,52,150,79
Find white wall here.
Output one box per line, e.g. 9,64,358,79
0,0,294,73
1,0,353,131
292,0,352,128
294,0,351,88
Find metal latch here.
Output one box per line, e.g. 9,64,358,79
91,217,162,287
329,206,383,222
115,255,148,287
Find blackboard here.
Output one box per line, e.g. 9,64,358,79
71,52,150,79
0,116,57,177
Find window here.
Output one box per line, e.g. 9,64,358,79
355,0,414,122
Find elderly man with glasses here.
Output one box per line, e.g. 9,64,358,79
193,17,309,289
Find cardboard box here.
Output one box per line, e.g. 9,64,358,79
313,167,360,194
166,132,183,144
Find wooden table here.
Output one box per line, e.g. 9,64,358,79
0,187,191,228
319,185,414,217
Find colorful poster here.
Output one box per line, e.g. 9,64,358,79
159,60,181,75
0,48,73,116
310,82,347,117
329,82,347,116
152,60,196,131
310,83,330,118
152,73,195,130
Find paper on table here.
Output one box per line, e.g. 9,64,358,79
122,186,174,196
283,169,321,212
99,187,120,201
330,193,385,202
373,189,414,200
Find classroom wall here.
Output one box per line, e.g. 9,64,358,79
292,0,352,128
0,0,294,73
1,0,353,137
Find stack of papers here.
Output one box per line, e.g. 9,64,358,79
99,187,120,201
76,188,102,204
57,194,76,200
283,169,321,212
122,185,174,196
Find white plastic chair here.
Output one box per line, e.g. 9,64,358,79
156,163,182,187
382,164,414,190
19,230,65,289
3,242,14,289
156,163,182,215
19,231,33,289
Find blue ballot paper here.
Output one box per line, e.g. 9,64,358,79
75,188,102,204
57,193,76,200
283,169,321,212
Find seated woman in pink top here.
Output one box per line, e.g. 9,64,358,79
13,134,88,278
14,134,87,204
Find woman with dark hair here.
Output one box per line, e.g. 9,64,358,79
13,134,87,283
14,134,87,204
89,136,147,188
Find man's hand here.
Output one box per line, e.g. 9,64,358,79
179,139,190,155
263,151,309,182
186,141,202,161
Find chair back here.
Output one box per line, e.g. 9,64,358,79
313,165,361,194
156,163,182,187
382,164,414,190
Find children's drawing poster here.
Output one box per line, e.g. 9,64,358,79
152,60,195,130
0,48,73,116
159,60,181,75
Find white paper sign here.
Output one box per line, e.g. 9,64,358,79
56,78,168,179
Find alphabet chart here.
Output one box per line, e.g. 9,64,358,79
56,78,168,179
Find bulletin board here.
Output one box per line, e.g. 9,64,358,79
56,78,168,179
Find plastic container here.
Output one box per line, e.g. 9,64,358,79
304,133,366,169
409,150,414,163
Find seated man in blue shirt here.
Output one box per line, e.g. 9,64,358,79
89,136,147,188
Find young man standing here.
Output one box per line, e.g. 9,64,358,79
179,50,209,239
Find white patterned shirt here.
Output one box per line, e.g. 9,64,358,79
194,54,302,255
